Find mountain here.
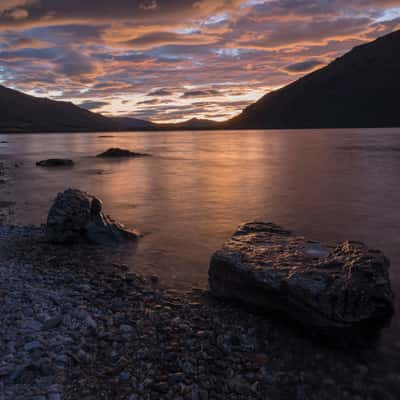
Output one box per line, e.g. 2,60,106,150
0,85,124,133
110,117,157,130
156,118,221,130
225,30,400,129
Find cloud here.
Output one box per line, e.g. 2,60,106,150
78,100,109,110
120,31,218,50
181,89,221,97
147,88,176,96
8,8,28,19
54,50,100,81
139,1,158,10
10,37,49,49
0,0,34,13
137,98,173,105
0,0,399,121
283,59,326,73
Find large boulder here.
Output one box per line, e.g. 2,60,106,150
209,222,394,341
46,188,140,244
96,148,149,158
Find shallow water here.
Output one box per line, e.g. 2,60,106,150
1,128,399,341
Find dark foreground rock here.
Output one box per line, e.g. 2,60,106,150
209,222,394,341
96,148,149,158
1,225,400,400
46,188,140,244
36,159,74,167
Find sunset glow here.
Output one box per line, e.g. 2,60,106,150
1,0,399,122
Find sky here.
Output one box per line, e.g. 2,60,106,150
0,0,399,123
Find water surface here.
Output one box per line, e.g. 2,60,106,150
1,128,399,340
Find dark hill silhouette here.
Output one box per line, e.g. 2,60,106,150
0,85,122,132
0,86,150,133
224,29,400,129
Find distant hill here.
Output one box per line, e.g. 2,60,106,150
110,117,157,131
156,118,221,130
225,29,400,129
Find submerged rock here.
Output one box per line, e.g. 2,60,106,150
36,159,74,167
209,222,394,341
96,148,149,158
46,188,140,244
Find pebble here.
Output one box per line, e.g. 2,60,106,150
43,315,63,330
0,221,396,400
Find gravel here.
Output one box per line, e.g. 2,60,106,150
0,159,399,400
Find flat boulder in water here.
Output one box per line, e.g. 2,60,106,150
96,148,149,158
36,159,74,167
209,222,394,341
46,188,140,244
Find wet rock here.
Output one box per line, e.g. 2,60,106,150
96,148,149,158
209,222,394,341
36,159,74,167
46,188,140,244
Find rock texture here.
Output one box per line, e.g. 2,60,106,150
209,222,394,340
46,188,139,244
36,159,74,167
96,148,149,158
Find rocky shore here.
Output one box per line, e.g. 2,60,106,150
1,160,400,400
1,226,400,400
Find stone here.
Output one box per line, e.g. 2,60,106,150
85,315,98,331
46,188,140,244
209,222,394,341
36,159,74,167
96,148,149,158
24,341,42,352
43,315,63,330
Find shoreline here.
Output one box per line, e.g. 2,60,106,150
1,224,400,400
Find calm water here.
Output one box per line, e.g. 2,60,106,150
1,128,399,339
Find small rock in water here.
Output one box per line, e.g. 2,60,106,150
36,159,74,167
96,148,149,158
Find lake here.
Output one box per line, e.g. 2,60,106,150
1,128,399,342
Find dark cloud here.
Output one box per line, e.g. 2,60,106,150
78,100,109,110
137,98,173,105
121,31,217,50
54,50,99,80
284,59,326,73
0,47,57,61
181,89,221,98
147,88,175,96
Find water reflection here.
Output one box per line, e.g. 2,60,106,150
1,129,400,343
